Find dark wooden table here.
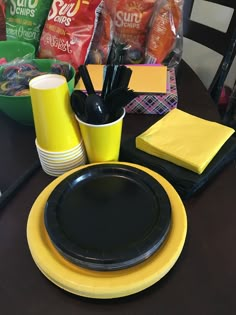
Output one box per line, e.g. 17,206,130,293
0,61,236,315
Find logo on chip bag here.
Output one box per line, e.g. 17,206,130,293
48,0,81,26
9,0,38,18
115,11,142,28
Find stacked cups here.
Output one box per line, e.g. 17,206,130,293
29,74,86,176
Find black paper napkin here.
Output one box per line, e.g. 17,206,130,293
120,136,236,200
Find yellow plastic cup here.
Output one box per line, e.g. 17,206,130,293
76,109,125,163
29,74,81,152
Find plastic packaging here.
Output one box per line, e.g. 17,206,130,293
0,58,73,96
87,0,183,68
87,1,114,65
145,0,183,67
5,0,53,52
39,0,103,70
106,0,157,64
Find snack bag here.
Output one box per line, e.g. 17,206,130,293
104,0,157,64
87,1,113,64
5,0,53,51
145,0,183,65
39,0,103,69
0,0,6,40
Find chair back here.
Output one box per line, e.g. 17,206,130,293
222,80,236,128
182,0,236,105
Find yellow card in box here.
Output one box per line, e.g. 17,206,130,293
76,64,167,94
136,109,235,174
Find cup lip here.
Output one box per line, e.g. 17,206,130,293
35,139,83,155
75,108,125,127
29,73,67,90
39,155,86,169
36,145,84,159
37,149,85,161
40,156,86,175
37,148,86,163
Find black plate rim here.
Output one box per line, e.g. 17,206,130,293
44,163,171,271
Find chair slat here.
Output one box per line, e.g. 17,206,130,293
182,0,236,107
183,20,228,55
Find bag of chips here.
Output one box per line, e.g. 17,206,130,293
39,0,103,69
88,0,183,67
5,0,53,52
145,0,183,67
104,0,157,64
86,1,113,65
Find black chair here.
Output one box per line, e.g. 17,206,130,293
183,0,236,108
222,79,236,128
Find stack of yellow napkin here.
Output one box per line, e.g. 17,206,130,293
136,109,235,174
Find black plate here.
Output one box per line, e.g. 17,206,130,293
44,164,171,271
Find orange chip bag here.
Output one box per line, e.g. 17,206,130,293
38,0,102,69
145,0,183,64
87,2,113,64
105,0,157,64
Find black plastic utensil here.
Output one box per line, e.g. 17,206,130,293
70,89,87,122
105,87,138,121
101,64,114,99
78,65,108,124
118,66,132,88
85,94,109,124
111,65,122,90
78,65,95,95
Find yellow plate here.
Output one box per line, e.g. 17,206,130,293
27,162,187,299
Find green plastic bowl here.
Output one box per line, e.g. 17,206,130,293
0,40,36,62
0,59,76,126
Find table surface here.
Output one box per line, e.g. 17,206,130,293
0,61,236,315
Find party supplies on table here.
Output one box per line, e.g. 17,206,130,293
136,109,235,174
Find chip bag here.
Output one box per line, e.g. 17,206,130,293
104,0,157,64
87,1,113,65
5,0,53,52
39,0,103,70
145,0,183,66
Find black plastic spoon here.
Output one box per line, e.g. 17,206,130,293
78,65,108,124
70,89,88,122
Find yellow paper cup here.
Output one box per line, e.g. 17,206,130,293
76,109,125,163
29,74,81,152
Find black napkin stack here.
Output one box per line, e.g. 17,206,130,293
120,136,236,200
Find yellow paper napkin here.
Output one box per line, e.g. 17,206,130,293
136,109,235,174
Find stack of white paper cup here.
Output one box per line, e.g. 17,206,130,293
35,140,87,177
29,74,87,176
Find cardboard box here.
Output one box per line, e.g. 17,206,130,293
125,68,177,115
